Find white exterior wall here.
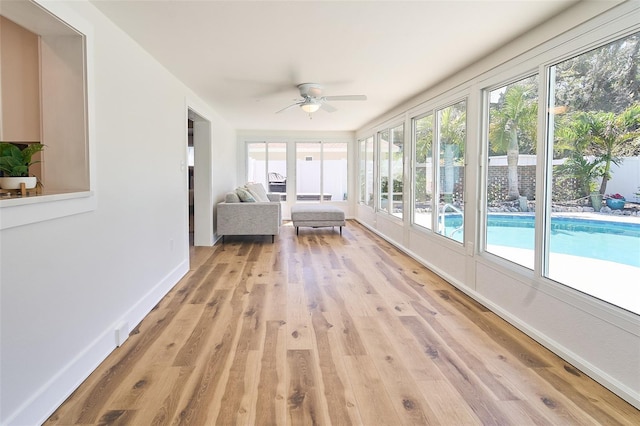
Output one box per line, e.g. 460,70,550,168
608,157,640,201
0,1,236,424
355,1,640,410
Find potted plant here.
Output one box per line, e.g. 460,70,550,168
0,142,45,189
605,193,626,210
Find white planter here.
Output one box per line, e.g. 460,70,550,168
0,176,37,190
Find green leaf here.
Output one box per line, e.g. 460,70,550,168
0,142,45,177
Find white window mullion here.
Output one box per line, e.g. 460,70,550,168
538,65,554,280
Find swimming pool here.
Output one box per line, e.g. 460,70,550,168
443,213,640,268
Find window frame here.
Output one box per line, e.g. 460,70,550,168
376,128,391,214
473,22,640,314
408,96,468,241
434,99,467,244
320,141,349,202
295,141,323,201
480,73,540,270
358,135,375,209
358,138,367,205
294,140,349,203
375,122,405,217
245,141,288,194
411,112,435,231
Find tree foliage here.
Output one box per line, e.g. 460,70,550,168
555,103,640,195
489,79,538,156
414,115,433,203
489,77,538,199
438,102,466,152
414,115,433,164
554,33,639,114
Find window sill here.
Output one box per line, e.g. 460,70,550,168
0,190,95,230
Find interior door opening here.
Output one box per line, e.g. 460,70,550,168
187,119,195,245
187,108,214,247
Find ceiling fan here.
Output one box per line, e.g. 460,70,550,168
276,83,367,114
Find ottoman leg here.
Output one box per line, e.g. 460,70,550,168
296,226,299,235
340,226,342,235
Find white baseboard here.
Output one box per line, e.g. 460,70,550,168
2,259,189,426
354,219,640,410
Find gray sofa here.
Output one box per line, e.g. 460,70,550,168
216,192,281,243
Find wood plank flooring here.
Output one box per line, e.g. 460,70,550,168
46,220,639,425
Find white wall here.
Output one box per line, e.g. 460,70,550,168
0,1,236,424
608,157,640,202
355,1,640,410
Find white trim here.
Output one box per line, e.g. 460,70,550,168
2,259,189,426
0,191,95,229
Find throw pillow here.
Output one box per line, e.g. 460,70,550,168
225,191,240,203
235,187,256,202
245,182,270,202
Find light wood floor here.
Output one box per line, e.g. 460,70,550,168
46,221,639,425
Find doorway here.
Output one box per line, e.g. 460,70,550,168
187,108,214,247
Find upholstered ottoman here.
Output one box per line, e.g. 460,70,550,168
290,204,346,235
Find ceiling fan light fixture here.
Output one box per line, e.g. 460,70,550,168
300,100,320,113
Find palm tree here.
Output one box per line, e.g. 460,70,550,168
489,83,538,200
556,152,602,198
438,103,466,204
555,103,640,197
414,115,433,204
570,103,640,195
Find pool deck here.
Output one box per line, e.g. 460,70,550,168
551,211,639,225
488,245,640,315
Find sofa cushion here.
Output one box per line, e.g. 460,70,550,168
225,191,241,203
236,187,256,202
245,182,270,202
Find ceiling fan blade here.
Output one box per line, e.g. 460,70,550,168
320,102,337,113
323,95,367,101
276,102,303,114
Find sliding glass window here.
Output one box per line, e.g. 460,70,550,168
296,142,322,201
296,141,348,202
391,125,404,217
323,142,348,201
358,139,367,204
484,75,538,268
413,114,434,230
247,142,287,193
544,32,639,313
365,136,375,208
436,101,466,242
378,129,390,212
378,124,404,217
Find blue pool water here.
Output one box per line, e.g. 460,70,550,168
443,214,640,268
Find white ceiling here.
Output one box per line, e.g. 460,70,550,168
91,0,580,132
